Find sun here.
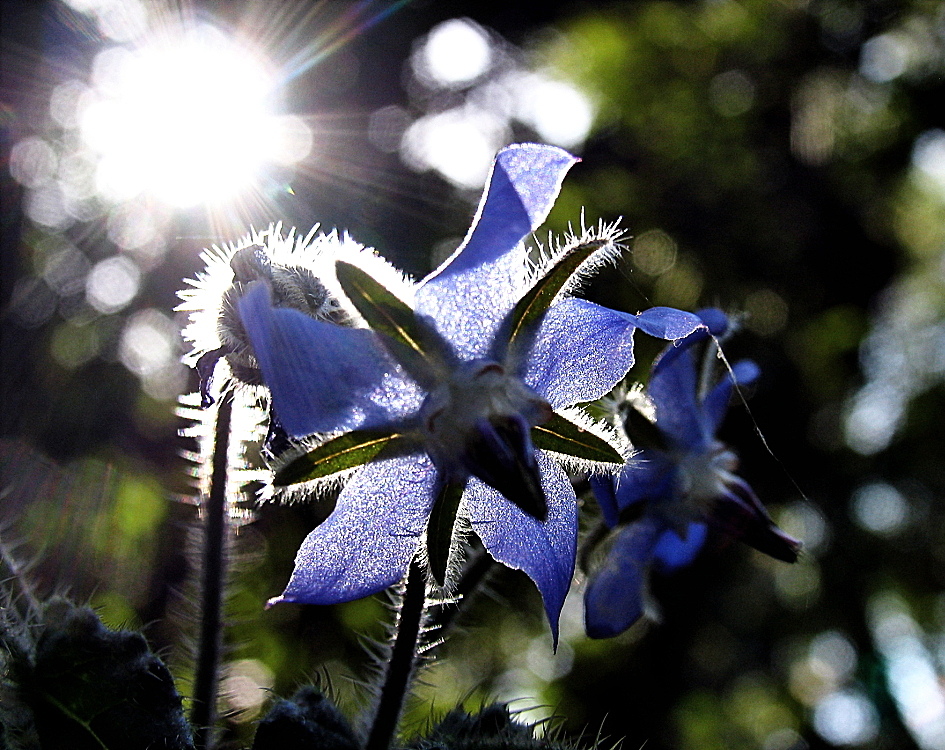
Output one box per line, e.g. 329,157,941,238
79,22,310,208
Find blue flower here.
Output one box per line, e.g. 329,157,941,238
584,309,801,639
236,143,703,636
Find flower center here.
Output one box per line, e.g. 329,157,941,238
676,441,739,512
420,359,553,518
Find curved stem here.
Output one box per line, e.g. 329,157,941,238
366,560,427,750
191,391,233,750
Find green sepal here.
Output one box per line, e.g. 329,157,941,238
274,429,406,486
335,261,450,386
531,412,623,465
622,404,669,452
426,480,466,587
504,239,608,357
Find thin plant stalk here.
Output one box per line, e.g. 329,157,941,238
365,559,427,750
190,390,233,750
427,546,494,638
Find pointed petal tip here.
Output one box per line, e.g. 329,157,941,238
695,307,730,336
633,307,706,341
265,595,285,609
497,142,579,167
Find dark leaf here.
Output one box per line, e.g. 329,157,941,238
427,480,466,587
532,412,623,465
502,240,608,359
274,429,406,486
335,261,451,386
622,405,669,452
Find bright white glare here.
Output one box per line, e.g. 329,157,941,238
61,0,147,41
869,592,945,749
860,33,910,83
268,115,313,166
119,308,185,400
86,255,141,314
79,25,306,207
416,18,492,88
845,381,905,455
50,81,88,128
912,129,945,196
10,137,58,189
812,689,880,745
514,75,594,149
107,204,158,251
809,630,858,684
25,185,69,229
94,0,148,42
222,658,275,716
401,109,506,189
851,482,909,535
43,243,90,296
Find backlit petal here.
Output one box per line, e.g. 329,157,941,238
612,451,677,513
465,450,577,642
629,307,705,341
417,144,578,359
648,345,706,451
590,476,620,528
526,299,703,409
525,299,638,408
269,453,437,606
652,522,708,571
584,518,661,639
702,359,760,436
239,283,417,437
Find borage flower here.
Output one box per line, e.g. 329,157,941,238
584,309,802,638
238,143,703,636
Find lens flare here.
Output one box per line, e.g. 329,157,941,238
78,24,309,208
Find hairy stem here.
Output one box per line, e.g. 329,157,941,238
191,391,233,750
427,546,494,638
0,537,42,624
366,560,427,750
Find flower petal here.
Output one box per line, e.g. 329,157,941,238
612,451,677,512
709,477,802,563
695,307,730,336
526,300,704,409
590,475,620,528
465,450,577,642
626,307,705,341
647,345,706,451
584,518,662,639
269,453,437,606
702,358,761,436
525,299,639,409
238,283,414,437
417,144,578,359
652,522,708,571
